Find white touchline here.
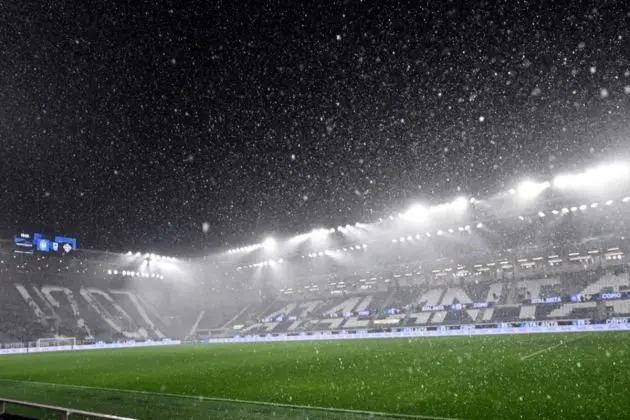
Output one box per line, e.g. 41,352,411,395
0,378,462,420
519,337,582,361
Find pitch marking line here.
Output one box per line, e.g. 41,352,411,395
519,336,582,361
0,378,462,420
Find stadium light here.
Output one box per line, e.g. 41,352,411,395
623,197,630,203
451,196,468,211
517,180,550,199
263,237,277,250
538,211,545,217
553,162,629,190
311,228,330,240
605,200,614,206
403,204,428,222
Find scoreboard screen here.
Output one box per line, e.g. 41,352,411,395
14,232,77,255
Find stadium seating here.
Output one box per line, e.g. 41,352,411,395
1,245,629,345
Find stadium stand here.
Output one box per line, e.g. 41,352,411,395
2,191,630,347
1,247,629,345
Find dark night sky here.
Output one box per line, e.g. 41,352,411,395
0,0,629,253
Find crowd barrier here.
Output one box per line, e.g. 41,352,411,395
0,339,181,356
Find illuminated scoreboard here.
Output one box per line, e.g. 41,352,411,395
14,232,77,255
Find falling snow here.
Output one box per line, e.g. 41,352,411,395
0,1,626,254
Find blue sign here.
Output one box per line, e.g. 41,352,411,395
16,232,78,254
37,239,51,252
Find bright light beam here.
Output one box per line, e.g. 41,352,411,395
517,180,550,199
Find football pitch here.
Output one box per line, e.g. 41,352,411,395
0,332,629,419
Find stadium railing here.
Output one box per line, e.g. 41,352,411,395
0,397,136,419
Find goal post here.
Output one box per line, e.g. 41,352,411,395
35,337,76,349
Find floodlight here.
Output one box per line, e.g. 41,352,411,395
311,228,330,240
392,239,397,243
561,208,569,214
263,237,277,250
590,202,598,208
538,211,545,217
517,180,550,199
451,196,468,211
606,200,614,206
554,162,629,189
579,204,587,211
571,206,578,212
623,197,630,203
552,210,559,215
107,269,112,275
476,222,483,228
362,244,367,249
403,204,428,222
407,235,412,241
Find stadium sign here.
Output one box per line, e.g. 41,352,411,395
14,232,77,255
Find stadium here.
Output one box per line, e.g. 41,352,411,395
1,161,630,419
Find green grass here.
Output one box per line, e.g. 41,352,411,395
0,332,629,419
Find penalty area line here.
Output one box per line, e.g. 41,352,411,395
0,378,462,420
519,336,582,361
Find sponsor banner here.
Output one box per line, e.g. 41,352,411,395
0,339,181,356
198,322,630,345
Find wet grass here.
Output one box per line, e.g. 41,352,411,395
0,332,629,419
